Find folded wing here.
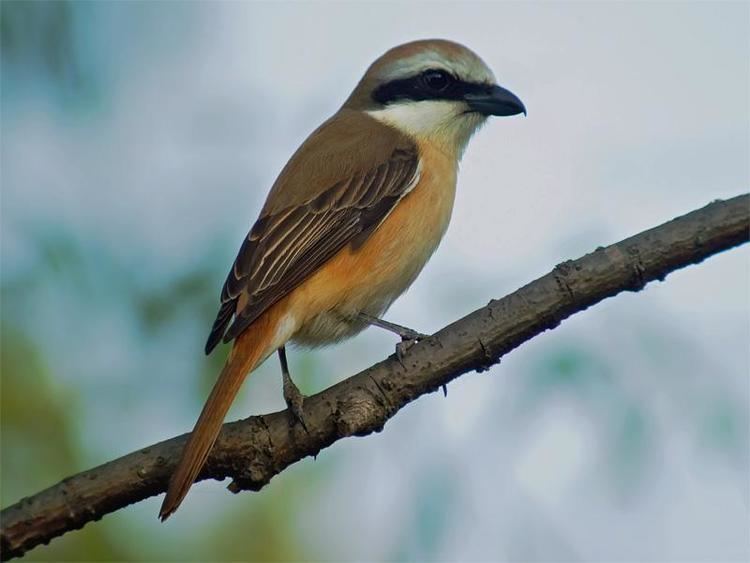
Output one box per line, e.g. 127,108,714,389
205,115,420,354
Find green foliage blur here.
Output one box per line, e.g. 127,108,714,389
0,3,324,559
0,224,327,561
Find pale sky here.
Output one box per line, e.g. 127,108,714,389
3,2,749,560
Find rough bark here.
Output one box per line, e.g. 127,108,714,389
2,193,748,560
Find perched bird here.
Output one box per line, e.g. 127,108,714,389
159,38,525,519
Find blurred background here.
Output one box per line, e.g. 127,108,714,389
1,1,748,561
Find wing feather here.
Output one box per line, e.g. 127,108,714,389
205,131,420,354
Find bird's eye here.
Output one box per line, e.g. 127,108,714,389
421,70,452,92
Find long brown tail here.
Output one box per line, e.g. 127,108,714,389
159,325,272,520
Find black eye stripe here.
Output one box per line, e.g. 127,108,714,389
372,69,491,106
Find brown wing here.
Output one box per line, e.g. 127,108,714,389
205,115,420,354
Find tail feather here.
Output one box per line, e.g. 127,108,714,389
159,326,270,520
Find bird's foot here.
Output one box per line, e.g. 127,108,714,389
397,326,429,342
395,331,430,365
359,312,427,342
282,375,308,432
356,312,428,366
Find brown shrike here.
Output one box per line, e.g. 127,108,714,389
160,39,525,519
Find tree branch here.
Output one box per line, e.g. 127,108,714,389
2,194,748,560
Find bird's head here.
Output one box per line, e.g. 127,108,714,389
345,39,525,157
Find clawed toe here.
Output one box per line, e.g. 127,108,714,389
284,387,307,432
395,338,418,363
283,379,308,432
399,328,428,341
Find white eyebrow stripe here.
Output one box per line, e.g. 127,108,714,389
377,50,496,85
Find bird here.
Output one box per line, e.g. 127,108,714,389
159,38,525,520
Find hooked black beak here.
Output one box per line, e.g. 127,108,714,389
464,84,526,117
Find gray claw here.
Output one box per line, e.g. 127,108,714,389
395,338,420,365
400,328,429,341
283,378,309,433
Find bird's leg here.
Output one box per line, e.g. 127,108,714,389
358,312,427,341
278,346,308,432
358,312,428,362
